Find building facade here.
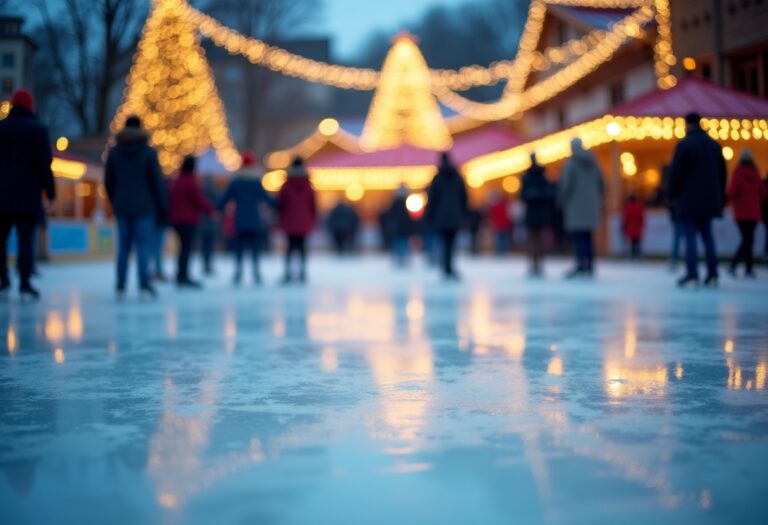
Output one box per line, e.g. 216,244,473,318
0,17,35,101
671,0,768,97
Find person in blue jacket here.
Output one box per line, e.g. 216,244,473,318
219,151,275,285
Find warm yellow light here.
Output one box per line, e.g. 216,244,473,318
606,121,622,137
0,100,9,119
623,163,638,176
722,146,734,160
620,152,635,164
262,170,286,192
6,326,16,355
682,57,696,71
51,158,87,180
502,176,521,193
54,347,65,364
405,193,425,213
345,183,364,201
318,118,340,136
56,136,69,152
724,339,734,353
360,34,452,151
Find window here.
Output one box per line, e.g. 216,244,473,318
2,53,14,68
1,77,13,94
610,82,624,105
732,55,761,96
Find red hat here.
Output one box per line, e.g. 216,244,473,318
11,88,35,113
241,150,257,168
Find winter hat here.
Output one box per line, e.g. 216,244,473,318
684,112,701,126
241,150,257,168
125,115,142,128
738,148,754,164
11,88,34,113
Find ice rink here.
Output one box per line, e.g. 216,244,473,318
1,255,767,525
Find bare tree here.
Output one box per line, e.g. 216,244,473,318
32,0,146,136
196,0,320,151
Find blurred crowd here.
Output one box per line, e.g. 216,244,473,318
1,87,767,300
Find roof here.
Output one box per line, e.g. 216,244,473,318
548,6,637,32
308,123,525,168
611,77,768,119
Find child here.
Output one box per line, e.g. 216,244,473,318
622,194,645,260
219,151,275,285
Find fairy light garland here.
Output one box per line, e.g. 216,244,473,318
111,0,240,173
463,116,768,184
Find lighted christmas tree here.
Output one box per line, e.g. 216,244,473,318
111,0,240,173
360,33,452,151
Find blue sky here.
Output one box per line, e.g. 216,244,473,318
318,0,467,59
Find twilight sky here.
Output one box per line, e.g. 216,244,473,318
317,0,467,59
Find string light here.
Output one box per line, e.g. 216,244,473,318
56,136,69,152
111,0,240,174
0,100,9,120
463,115,768,184
360,33,452,151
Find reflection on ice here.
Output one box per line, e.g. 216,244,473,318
1,258,767,524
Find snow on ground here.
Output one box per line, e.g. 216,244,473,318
1,254,767,525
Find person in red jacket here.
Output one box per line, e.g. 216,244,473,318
488,191,513,255
278,156,316,283
622,194,645,260
169,156,216,288
727,148,767,277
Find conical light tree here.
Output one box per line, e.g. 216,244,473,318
360,33,453,152
111,0,240,174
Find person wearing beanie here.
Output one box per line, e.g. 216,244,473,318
218,151,276,285
385,184,413,267
669,112,727,288
0,88,55,301
277,156,316,283
727,148,766,277
425,151,468,280
169,155,216,288
105,115,168,299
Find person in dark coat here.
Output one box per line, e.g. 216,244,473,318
105,115,167,299
199,176,221,275
387,185,414,266
558,139,605,278
763,175,768,261
278,156,317,283
622,194,645,260
425,152,468,279
669,112,727,287
326,199,359,256
521,153,555,276
219,151,275,285
0,89,55,300
169,155,216,288
727,148,766,277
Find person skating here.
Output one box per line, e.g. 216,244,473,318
558,138,605,278
669,112,727,288
425,152,468,280
105,115,167,299
278,157,316,283
488,191,513,255
326,199,359,256
387,184,414,267
521,153,555,276
622,194,645,261
199,176,221,275
0,89,55,301
169,155,216,288
727,148,766,278
219,151,275,285
148,178,170,282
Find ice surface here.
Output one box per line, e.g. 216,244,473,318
1,255,767,525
